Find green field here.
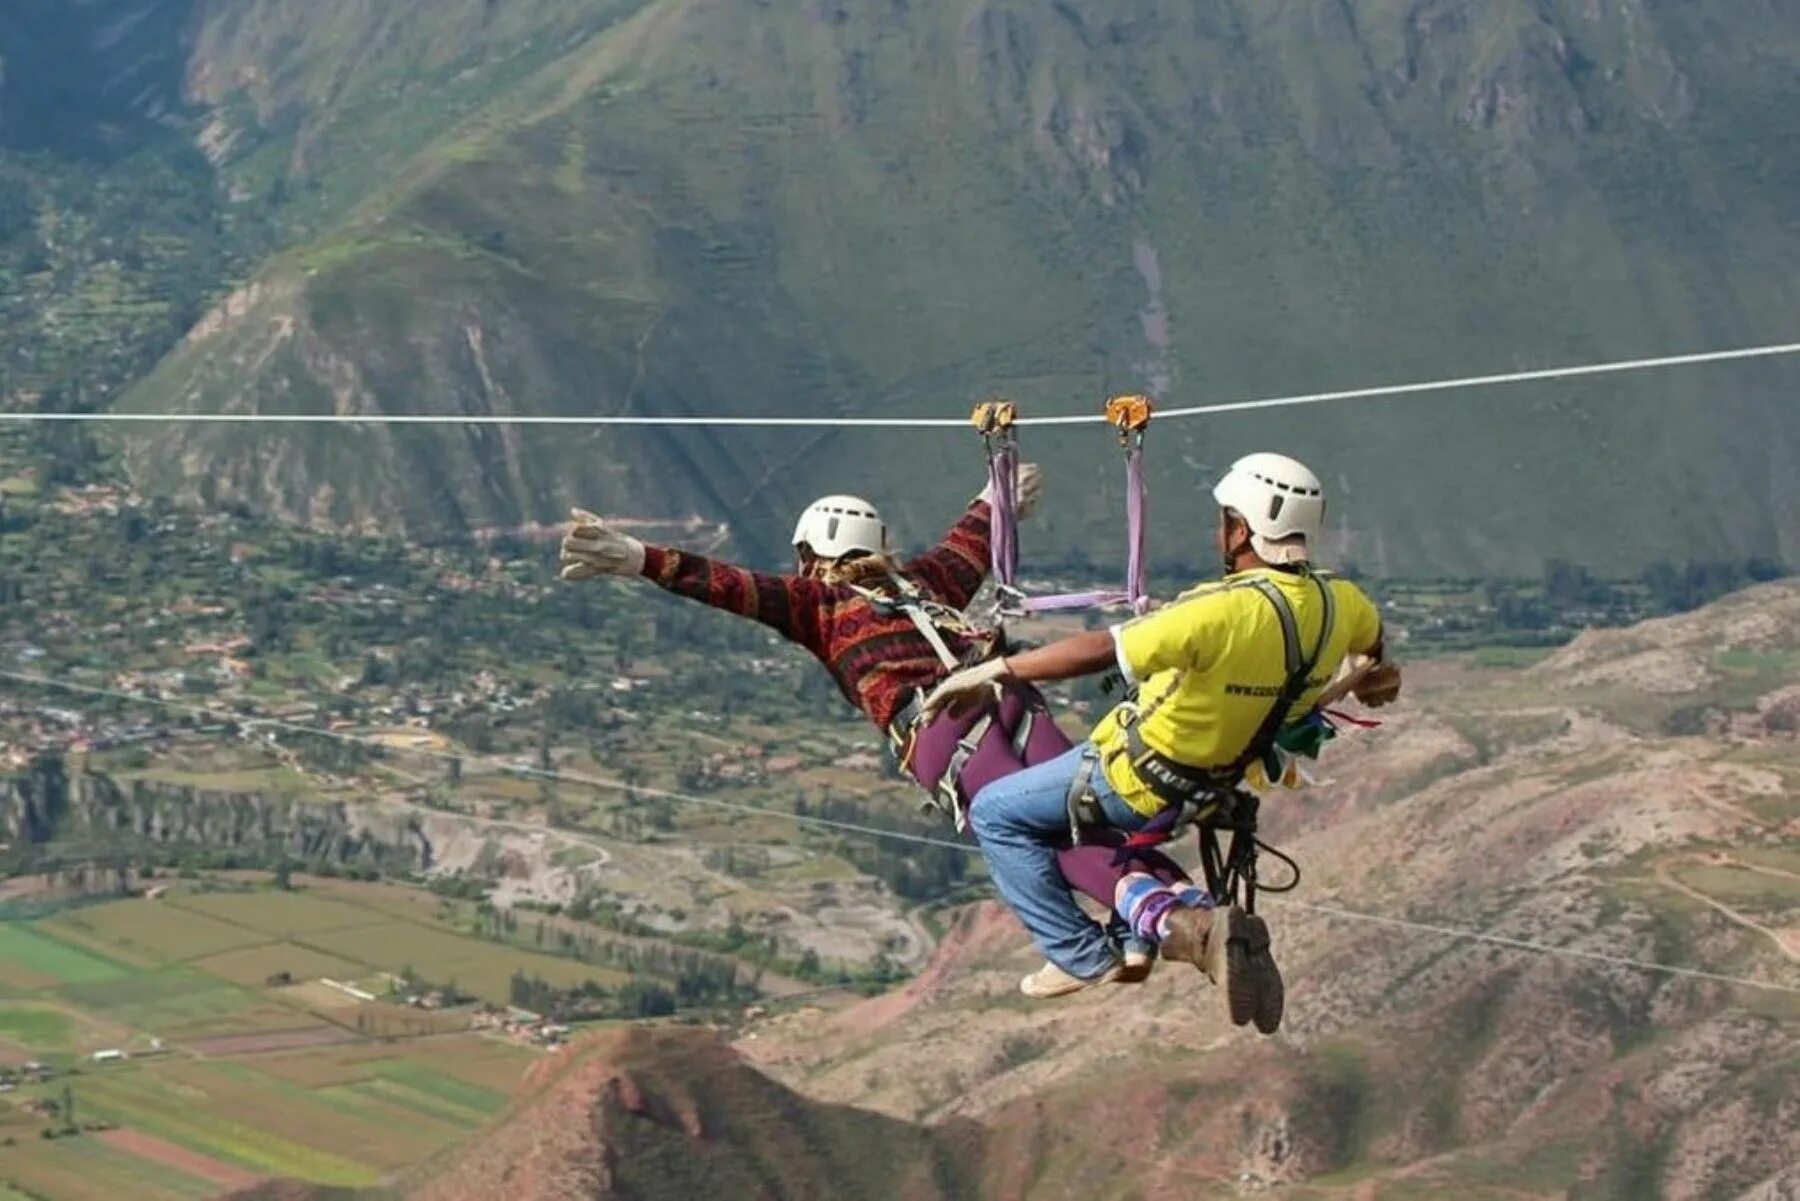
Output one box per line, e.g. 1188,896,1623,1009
164,890,389,936
57,967,264,1028
0,925,130,988
0,1135,221,1201
5,884,631,1030
303,919,628,1004
14,1039,536,1185
0,1005,76,1050
192,942,372,988
72,1064,382,1186
47,901,268,964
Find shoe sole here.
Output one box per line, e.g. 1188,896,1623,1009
1217,907,1260,1027
1021,964,1125,999
1115,956,1154,984
1239,913,1285,1035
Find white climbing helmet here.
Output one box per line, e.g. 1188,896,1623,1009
1211,453,1325,565
792,495,889,560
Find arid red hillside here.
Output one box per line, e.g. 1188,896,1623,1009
406,1026,987,1201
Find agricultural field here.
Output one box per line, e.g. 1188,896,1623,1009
0,877,642,1196
0,925,130,992
0,1037,535,1198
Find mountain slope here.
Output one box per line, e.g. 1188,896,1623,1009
99,0,1800,574
0,0,251,421
231,583,1800,1201
737,581,1800,1196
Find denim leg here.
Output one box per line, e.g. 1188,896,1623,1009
1093,783,1150,834
968,745,1119,980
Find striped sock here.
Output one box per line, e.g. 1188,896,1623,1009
1114,873,1186,946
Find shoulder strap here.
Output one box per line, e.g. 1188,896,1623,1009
1228,573,1336,777
846,575,963,672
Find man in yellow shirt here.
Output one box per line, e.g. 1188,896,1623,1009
924,453,1399,1032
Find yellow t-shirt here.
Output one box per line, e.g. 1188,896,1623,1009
1092,569,1384,816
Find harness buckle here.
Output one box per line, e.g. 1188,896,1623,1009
1063,750,1102,847
993,583,1030,620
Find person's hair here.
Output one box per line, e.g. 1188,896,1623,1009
801,550,902,586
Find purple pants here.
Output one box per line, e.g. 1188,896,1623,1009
902,682,1191,909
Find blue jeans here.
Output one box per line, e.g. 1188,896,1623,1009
969,743,1150,979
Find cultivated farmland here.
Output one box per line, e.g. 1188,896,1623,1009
0,875,695,1196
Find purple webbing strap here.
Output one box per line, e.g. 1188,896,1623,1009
1013,436,1150,616
1022,590,1129,613
988,440,1020,591
1125,441,1149,613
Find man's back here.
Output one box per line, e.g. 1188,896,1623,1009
1091,568,1383,816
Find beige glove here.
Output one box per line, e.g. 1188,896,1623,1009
1353,661,1402,708
919,657,1011,722
559,508,646,581
979,462,1044,520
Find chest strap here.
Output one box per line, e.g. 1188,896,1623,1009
850,573,991,672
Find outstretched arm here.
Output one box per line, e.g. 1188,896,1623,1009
901,499,993,610
639,545,828,650
918,629,1114,719
903,463,1044,608
561,509,828,651
1001,630,1116,683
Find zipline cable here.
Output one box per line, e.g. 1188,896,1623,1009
0,341,1795,429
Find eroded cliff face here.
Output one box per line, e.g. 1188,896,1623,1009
0,759,431,869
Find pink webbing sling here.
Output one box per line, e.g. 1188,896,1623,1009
974,395,1153,620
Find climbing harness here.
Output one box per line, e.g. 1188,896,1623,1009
848,569,1011,830
1063,569,1336,905
886,690,990,831
848,569,996,673
975,395,1153,621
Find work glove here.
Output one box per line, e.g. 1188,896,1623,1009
919,657,1012,722
559,508,646,581
978,462,1044,521
1352,661,1402,709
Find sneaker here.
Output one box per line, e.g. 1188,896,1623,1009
1019,959,1125,998
1160,905,1259,1028
1117,945,1155,984
1240,912,1285,1035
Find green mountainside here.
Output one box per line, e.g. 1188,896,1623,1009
0,0,254,419
5,0,1799,574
